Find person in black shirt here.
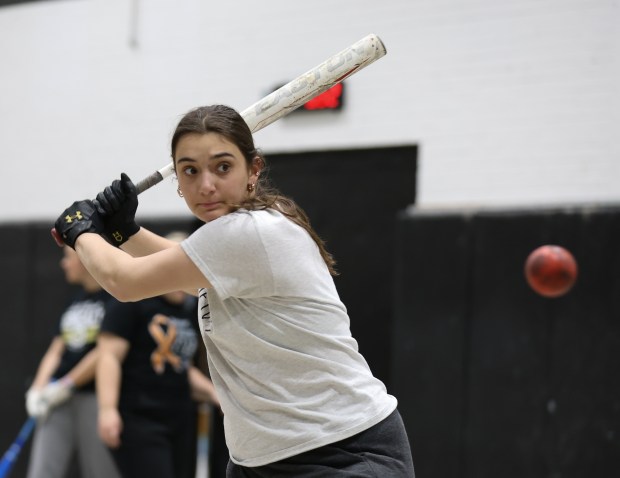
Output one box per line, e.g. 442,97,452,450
26,246,120,478
96,232,219,478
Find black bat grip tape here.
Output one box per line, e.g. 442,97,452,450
135,171,163,195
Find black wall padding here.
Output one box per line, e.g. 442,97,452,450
391,212,472,478
392,206,620,478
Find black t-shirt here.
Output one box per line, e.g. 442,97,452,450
54,288,113,392
100,295,199,412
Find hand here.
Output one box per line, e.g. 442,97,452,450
94,173,139,246
98,407,123,448
54,200,104,249
40,377,74,409
25,388,50,420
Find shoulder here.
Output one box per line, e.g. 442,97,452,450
188,209,293,244
209,209,285,228
181,209,307,278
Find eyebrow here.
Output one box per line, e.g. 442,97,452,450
212,152,236,160
176,151,236,163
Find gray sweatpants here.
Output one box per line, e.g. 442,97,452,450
26,392,120,478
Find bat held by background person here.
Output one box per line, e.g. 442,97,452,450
134,33,387,194
0,417,36,478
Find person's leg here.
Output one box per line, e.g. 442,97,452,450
341,409,415,477
170,403,199,478
73,392,121,478
111,410,175,478
26,402,75,478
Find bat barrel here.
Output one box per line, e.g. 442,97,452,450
136,33,387,194
241,33,387,133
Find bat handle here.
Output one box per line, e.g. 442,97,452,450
135,163,175,195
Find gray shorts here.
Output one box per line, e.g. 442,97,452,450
227,409,415,477
27,392,120,478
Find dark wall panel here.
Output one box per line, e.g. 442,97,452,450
393,206,620,478
0,225,35,478
544,211,620,477
391,212,472,478
465,212,560,478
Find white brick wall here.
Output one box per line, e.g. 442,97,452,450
0,0,618,220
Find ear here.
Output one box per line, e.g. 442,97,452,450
250,156,263,177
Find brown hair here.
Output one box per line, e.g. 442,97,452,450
171,105,337,275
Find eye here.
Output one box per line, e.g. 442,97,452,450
216,162,231,174
182,165,198,176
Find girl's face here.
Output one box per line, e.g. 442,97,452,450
174,132,260,223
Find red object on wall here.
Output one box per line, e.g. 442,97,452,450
302,83,344,111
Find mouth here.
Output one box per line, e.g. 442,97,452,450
197,201,222,212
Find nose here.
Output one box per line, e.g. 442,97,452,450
198,171,216,194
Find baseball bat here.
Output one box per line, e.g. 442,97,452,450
0,417,36,478
135,33,387,194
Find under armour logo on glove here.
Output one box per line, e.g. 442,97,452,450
54,200,104,249
63,211,84,223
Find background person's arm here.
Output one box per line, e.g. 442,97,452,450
96,332,130,448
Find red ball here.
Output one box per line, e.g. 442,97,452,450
524,245,578,298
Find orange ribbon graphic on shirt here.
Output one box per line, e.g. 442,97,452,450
148,314,182,374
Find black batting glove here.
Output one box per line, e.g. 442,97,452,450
54,200,104,249
94,173,139,246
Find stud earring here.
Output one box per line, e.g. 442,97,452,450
177,187,184,197
247,183,255,192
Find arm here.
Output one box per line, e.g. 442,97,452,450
62,347,99,387
96,332,130,448
34,342,102,415
30,336,65,390
28,336,100,417
74,233,210,302
26,337,64,418
120,227,180,257
188,366,220,407
35,338,99,387
55,185,208,300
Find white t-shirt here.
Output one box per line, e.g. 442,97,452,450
181,208,397,467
